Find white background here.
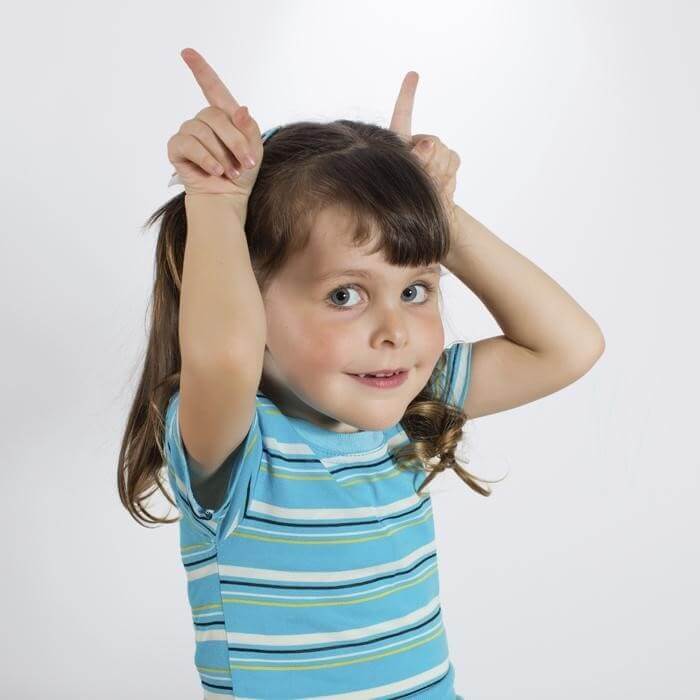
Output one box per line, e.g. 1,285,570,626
1,1,698,698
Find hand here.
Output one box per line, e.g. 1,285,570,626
389,71,462,232
166,48,264,197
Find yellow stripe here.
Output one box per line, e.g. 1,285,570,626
260,462,404,487
195,664,232,674
180,542,212,554
259,464,333,482
231,507,432,546
191,602,224,613
222,564,436,607
229,627,444,671
342,467,404,487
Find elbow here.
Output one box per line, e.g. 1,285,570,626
578,318,606,362
591,326,606,357
555,329,606,378
573,331,606,375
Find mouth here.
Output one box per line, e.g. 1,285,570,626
347,369,410,389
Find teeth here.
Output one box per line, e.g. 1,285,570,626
358,371,396,378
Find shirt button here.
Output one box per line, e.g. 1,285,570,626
204,510,214,519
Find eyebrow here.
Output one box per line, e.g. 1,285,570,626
314,264,441,282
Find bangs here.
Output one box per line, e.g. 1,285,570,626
246,119,453,289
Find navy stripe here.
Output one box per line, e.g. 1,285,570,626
163,341,473,698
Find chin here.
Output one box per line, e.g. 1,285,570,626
350,410,405,432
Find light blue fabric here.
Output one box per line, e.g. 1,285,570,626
164,341,473,699
261,125,282,143
286,414,385,454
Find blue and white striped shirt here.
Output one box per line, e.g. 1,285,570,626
164,341,473,699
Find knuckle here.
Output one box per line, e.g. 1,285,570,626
208,109,229,134
191,119,210,139
187,134,204,157
171,133,186,155
195,106,214,120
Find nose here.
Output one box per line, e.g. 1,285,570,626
369,307,409,348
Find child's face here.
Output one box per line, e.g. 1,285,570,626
260,205,445,433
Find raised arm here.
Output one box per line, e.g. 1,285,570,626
167,48,267,482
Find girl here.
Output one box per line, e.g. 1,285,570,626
118,48,604,699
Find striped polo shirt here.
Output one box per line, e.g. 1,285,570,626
163,340,473,699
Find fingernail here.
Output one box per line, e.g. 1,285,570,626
244,155,256,169
227,167,240,180
420,139,433,151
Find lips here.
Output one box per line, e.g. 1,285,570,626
350,368,408,377
349,370,409,389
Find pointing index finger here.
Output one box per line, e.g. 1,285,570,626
389,71,419,143
180,47,241,120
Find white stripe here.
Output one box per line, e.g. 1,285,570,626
302,657,451,700
387,429,410,448
228,617,444,664
264,435,315,455
248,492,423,521
262,460,398,481
226,595,440,646
263,457,396,481
331,463,399,484
194,627,228,643
187,561,220,582
194,610,226,621
264,428,395,465
320,443,390,465
259,461,329,475
222,561,437,603
234,501,432,539
231,658,451,700
225,508,242,539
454,345,468,402
181,543,216,560
217,539,437,584
171,470,188,497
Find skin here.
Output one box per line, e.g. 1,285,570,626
258,204,445,434
175,51,449,434
179,47,604,450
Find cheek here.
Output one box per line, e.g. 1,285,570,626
267,304,348,374
420,314,446,359
299,324,348,372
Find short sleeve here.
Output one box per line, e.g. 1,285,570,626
430,340,473,409
163,390,263,536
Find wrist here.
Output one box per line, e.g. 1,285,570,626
184,192,249,228
443,205,471,267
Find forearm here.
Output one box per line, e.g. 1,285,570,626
443,204,604,360
179,193,267,368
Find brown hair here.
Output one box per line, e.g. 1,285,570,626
117,119,492,528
